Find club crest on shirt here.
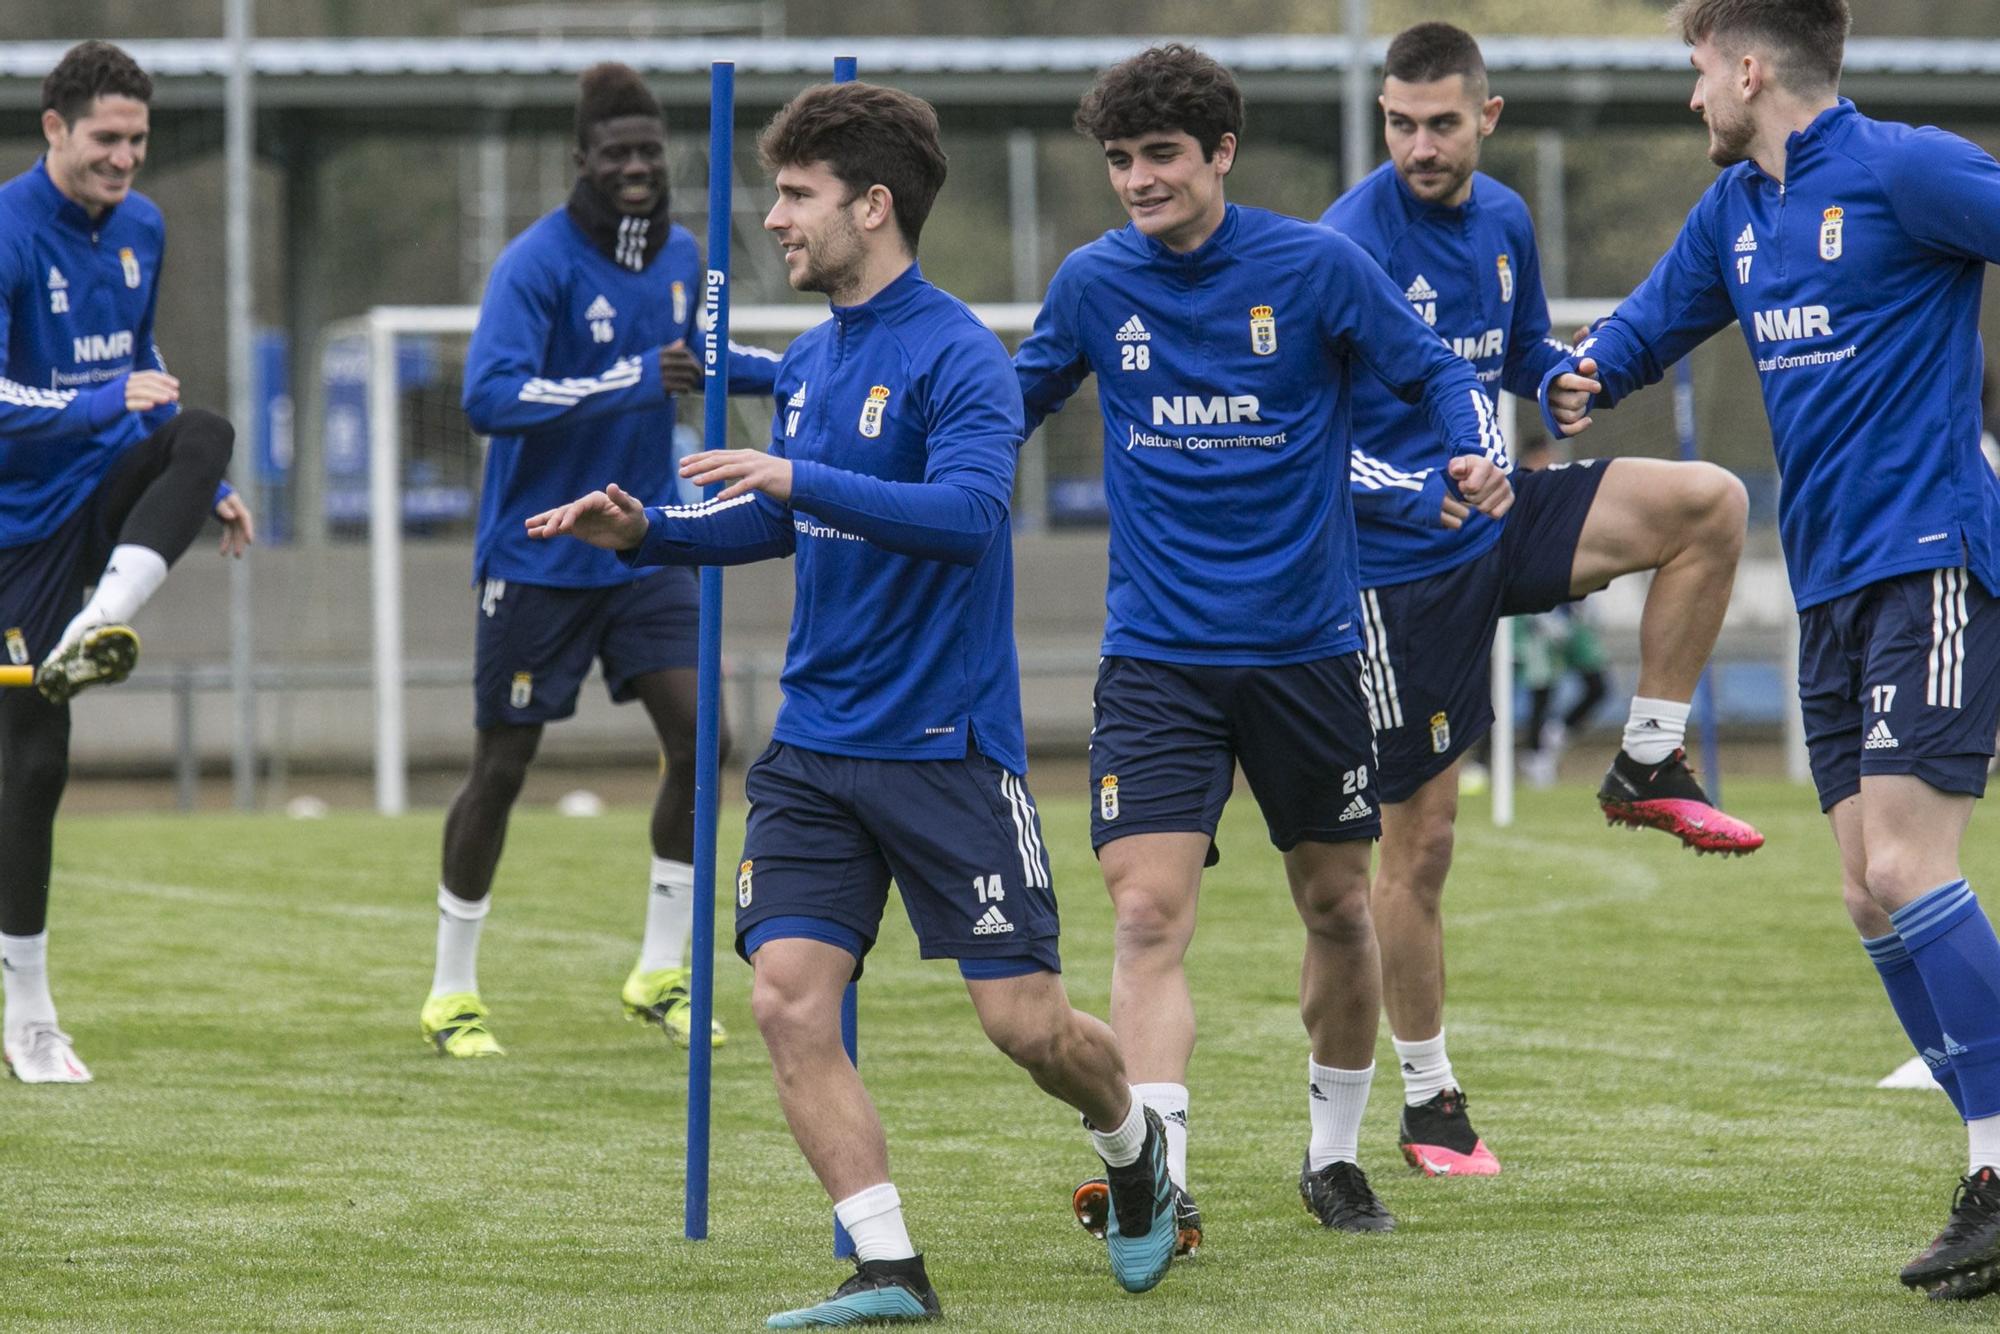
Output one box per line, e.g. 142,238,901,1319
1496,253,1514,303
1099,774,1120,821
859,384,890,438
1249,305,1277,356
510,672,533,710
1430,710,1451,755
1820,206,1844,261
118,247,140,288
4,628,27,666
671,280,688,325
737,859,754,908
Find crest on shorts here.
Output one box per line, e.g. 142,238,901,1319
1429,710,1451,755
510,672,533,710
1249,305,1277,356
859,384,890,438
1099,774,1120,821
1820,207,1845,261
118,247,140,288
1496,253,1514,303
671,280,689,326
4,628,27,666
737,859,754,908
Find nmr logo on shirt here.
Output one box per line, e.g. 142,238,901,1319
1151,394,1262,426
1450,329,1505,361
72,331,133,363
1752,305,1833,343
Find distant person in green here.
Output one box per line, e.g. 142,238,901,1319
1515,438,1608,787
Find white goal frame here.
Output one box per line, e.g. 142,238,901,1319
359,297,1796,821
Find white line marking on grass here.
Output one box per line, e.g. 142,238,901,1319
61,872,636,950
1448,833,1663,927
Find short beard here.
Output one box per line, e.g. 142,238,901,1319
1403,159,1474,203
794,208,866,297
1705,108,1755,167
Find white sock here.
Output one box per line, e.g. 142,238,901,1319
1308,1059,1374,1170
637,857,695,973
1622,696,1691,765
58,544,168,651
0,931,56,1039
431,885,490,997
1971,1114,2000,1175
1088,1088,1148,1168
1132,1081,1189,1188
833,1182,915,1263
1392,1030,1457,1107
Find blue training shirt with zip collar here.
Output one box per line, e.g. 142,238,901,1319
464,205,780,590
620,262,1031,773
1538,99,2000,611
1324,163,1571,588
0,158,174,548
1014,202,1506,667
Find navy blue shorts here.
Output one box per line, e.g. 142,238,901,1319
734,742,1062,979
1799,566,2000,810
1088,653,1380,860
1361,459,1610,804
472,568,698,729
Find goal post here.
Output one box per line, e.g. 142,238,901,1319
355,301,1043,816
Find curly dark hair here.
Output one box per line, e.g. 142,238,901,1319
575,62,662,150
1670,0,1850,91
757,82,947,251
42,40,152,126
1073,44,1243,160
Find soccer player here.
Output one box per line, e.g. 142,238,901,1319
420,64,780,1058
0,41,251,1084
1321,21,1760,1177
1014,44,1514,1240
528,80,1179,1321
1542,0,2000,1300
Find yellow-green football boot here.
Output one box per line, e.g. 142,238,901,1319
621,965,726,1048
419,991,504,1057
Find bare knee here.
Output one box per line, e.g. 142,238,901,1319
1686,463,1748,552
750,966,837,1060
1376,811,1455,914
1863,844,1934,913
1296,865,1375,943
982,1007,1065,1076
465,728,539,805
1842,879,1893,936
1110,883,1195,960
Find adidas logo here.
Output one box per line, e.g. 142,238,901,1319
1340,795,1373,822
1404,274,1438,303
1115,315,1150,343
1946,1032,1969,1057
1734,224,1758,253
1924,1046,1950,1070
46,266,66,289
972,904,1015,936
1864,719,1899,750
1162,1108,1189,1126
585,295,617,321
787,382,808,409
1309,1082,1328,1102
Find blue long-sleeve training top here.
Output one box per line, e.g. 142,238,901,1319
1324,164,1570,588
0,159,175,548
464,205,780,589
622,262,1031,772
1538,99,2000,610
1014,202,1503,666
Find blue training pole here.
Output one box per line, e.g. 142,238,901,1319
1672,358,1723,801
830,52,859,1264
685,58,734,1244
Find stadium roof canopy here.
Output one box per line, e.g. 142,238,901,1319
4,35,2000,152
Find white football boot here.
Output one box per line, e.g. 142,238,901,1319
5,1022,93,1083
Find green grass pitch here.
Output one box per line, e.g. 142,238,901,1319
4,778,1998,1330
